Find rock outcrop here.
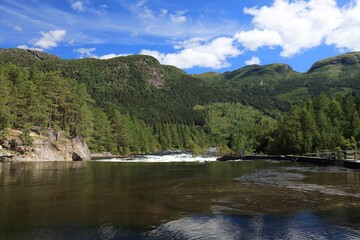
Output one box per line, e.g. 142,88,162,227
0,129,91,162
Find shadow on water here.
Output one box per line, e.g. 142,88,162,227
0,159,360,239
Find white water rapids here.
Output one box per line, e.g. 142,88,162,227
95,153,219,163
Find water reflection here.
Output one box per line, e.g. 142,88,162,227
0,161,86,190
147,213,360,240
237,167,360,197
0,159,360,239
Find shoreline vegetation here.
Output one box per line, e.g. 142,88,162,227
1,49,360,161
0,126,359,170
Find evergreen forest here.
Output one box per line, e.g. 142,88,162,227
2,48,360,156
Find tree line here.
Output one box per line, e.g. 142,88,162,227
0,64,210,155
266,93,360,154
2,62,360,156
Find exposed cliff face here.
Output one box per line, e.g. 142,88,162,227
0,129,91,162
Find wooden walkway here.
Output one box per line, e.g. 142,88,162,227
217,150,360,169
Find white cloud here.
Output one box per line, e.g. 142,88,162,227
135,1,189,26
33,29,66,49
170,10,188,24
72,1,84,12
14,25,23,31
160,9,168,16
245,56,261,65
136,0,147,8
236,0,343,57
17,45,43,52
235,29,282,51
73,48,132,59
138,7,155,19
98,53,132,59
326,2,360,51
98,4,108,15
74,47,96,58
140,36,242,69
139,49,165,61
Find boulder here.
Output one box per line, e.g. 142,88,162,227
6,129,91,161
71,136,91,161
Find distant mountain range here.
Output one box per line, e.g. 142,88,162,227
1,48,360,121
2,48,360,155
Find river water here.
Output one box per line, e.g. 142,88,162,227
0,154,360,239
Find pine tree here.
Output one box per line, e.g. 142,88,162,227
89,108,115,153
0,67,12,129
110,110,129,154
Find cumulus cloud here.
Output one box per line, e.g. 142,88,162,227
17,45,43,52
235,29,282,51
140,36,242,69
245,56,261,65
74,47,96,58
72,1,84,12
98,53,132,59
326,2,360,51
73,48,132,59
34,29,66,49
236,0,343,57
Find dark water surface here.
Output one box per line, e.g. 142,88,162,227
1,159,360,239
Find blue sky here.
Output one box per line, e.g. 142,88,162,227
0,0,359,73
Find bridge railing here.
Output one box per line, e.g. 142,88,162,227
304,150,358,160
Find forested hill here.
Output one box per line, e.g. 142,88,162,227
1,48,360,156
194,51,360,113
0,48,60,61
2,49,360,120
0,49,221,125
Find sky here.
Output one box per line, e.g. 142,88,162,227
0,0,359,74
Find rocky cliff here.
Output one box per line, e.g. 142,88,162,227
0,129,91,162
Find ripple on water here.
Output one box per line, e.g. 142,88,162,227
146,213,360,240
236,167,360,198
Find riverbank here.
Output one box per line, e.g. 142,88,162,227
217,154,360,169
0,129,91,162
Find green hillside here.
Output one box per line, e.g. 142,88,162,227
2,48,360,155
192,52,360,114
0,49,222,125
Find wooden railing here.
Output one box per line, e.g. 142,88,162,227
305,150,358,161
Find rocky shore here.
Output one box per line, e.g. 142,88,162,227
0,129,91,162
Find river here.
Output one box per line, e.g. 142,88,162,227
0,154,360,239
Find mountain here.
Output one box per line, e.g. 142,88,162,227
0,49,220,125
0,48,59,63
2,48,360,118
308,52,360,73
192,52,360,113
2,48,360,156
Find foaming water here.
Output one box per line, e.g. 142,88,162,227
96,153,218,163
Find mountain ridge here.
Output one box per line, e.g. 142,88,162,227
1,48,359,78
2,48,360,117
2,48,360,156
